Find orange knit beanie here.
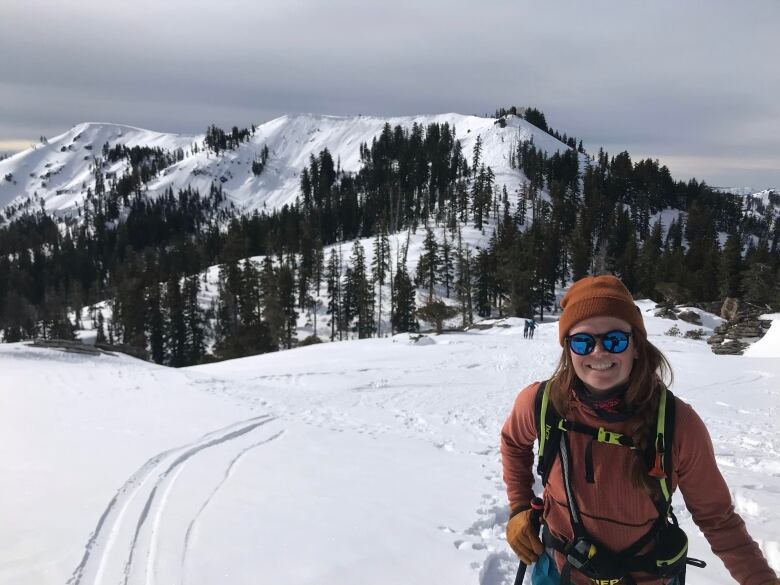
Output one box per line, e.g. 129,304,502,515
558,275,646,346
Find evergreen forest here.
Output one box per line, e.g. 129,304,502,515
1,108,778,366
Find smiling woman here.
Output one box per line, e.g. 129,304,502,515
500,275,779,585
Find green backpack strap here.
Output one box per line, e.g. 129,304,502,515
652,386,676,508
534,379,561,486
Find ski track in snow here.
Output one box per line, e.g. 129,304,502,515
180,430,284,585
67,414,280,585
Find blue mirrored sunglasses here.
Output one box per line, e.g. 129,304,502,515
565,330,632,356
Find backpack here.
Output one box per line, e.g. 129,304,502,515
532,380,705,585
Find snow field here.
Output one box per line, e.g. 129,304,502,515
2,305,779,584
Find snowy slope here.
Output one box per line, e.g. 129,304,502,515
0,114,569,216
0,123,196,215
744,314,780,358
716,187,779,198
3,309,779,585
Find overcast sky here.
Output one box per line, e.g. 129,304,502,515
1,0,778,189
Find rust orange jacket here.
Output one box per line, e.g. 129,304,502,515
500,382,775,585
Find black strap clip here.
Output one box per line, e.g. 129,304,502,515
565,537,596,570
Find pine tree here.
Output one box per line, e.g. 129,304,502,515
569,214,591,282
277,260,298,349
742,261,775,307
391,251,417,333
471,135,482,179
472,166,486,230
242,261,277,357
341,265,355,339
719,232,743,299
166,276,187,367
260,257,284,350
95,310,107,344
615,231,639,292
325,248,342,341
636,220,663,297
147,282,165,364
213,261,241,358
391,241,419,333
305,240,325,338
527,214,556,320
371,225,391,336
453,225,474,327
349,240,374,339
239,259,261,328
439,227,454,298
495,225,533,319
183,275,206,364
473,247,494,318
666,218,683,250
515,184,528,226
415,226,440,300
113,251,147,350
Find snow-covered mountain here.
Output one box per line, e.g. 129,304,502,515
0,113,571,216
0,123,195,214
715,186,780,212
715,186,779,197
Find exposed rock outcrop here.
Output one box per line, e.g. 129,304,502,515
677,310,702,325
706,301,771,355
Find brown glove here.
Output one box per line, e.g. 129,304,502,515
506,508,544,564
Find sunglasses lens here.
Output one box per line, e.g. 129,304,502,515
603,331,630,353
568,331,630,355
569,334,595,355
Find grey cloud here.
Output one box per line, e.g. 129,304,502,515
1,0,778,187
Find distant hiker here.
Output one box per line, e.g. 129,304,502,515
524,319,530,339
528,318,537,339
501,275,778,585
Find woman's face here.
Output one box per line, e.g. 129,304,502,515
568,315,638,394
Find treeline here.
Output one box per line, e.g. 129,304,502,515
507,134,779,309
103,143,185,167
293,121,480,243
0,182,230,345
204,124,254,154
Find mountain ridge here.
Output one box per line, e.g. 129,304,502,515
0,112,571,218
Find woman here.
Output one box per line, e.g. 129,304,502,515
501,275,778,585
